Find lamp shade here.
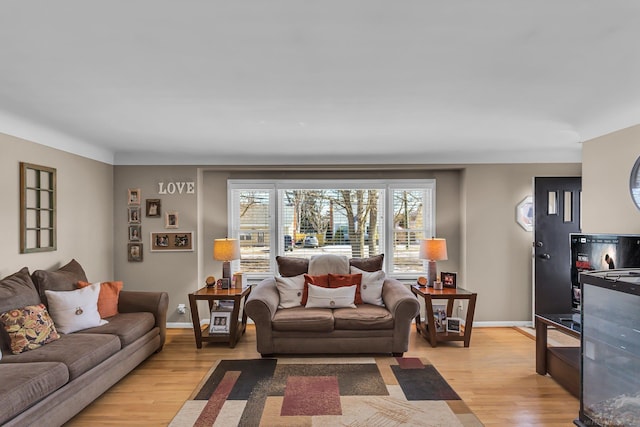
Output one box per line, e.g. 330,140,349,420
419,238,448,261
213,238,241,262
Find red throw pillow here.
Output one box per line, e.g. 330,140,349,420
329,273,363,304
302,274,329,305
77,281,123,318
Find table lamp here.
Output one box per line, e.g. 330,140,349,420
419,237,448,287
213,238,241,288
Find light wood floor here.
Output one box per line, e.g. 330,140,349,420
65,326,579,427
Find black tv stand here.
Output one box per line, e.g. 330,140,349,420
535,313,581,398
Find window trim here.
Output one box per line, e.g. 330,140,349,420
228,179,436,280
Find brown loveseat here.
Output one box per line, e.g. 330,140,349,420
245,254,419,357
0,260,168,427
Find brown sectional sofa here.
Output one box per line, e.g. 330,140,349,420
245,254,419,357
0,261,168,427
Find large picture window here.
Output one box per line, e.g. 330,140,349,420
229,180,435,279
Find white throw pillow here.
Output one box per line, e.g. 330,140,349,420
275,274,306,308
350,266,386,306
45,282,108,334
305,283,357,309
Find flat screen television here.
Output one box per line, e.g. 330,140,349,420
570,233,640,310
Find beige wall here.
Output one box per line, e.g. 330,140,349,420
462,163,581,323
113,166,199,323
582,124,640,233
0,133,113,281
115,163,582,324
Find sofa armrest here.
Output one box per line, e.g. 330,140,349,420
118,290,169,351
245,277,279,321
245,277,279,355
382,278,420,353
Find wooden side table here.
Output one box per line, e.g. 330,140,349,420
188,286,251,349
411,285,477,347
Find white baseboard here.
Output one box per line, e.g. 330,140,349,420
167,320,533,329
473,320,533,328
167,322,194,329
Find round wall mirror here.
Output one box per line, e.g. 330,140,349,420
631,156,640,210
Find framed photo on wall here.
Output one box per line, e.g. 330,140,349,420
128,225,141,241
150,231,193,251
146,199,161,217
165,211,179,229
441,272,457,289
128,206,141,223
128,188,141,205
128,243,143,262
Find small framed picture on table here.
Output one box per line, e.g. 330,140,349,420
446,317,465,334
209,311,231,334
441,272,457,289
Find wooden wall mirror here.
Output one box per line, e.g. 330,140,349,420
20,162,57,253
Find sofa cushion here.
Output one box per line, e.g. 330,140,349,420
349,254,384,272
77,281,123,318
0,362,69,425
276,256,309,277
275,274,305,309
272,306,334,332
329,273,363,304
333,305,394,330
308,254,349,275
0,268,42,352
0,303,60,354
45,283,108,334
0,333,121,380
350,266,385,306
77,312,155,348
32,259,89,306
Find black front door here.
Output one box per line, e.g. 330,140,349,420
534,177,582,315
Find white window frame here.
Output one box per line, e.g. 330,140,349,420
228,179,435,280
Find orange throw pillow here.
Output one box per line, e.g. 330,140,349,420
302,274,329,305
329,273,363,304
77,281,123,318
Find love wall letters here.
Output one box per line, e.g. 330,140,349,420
158,181,195,195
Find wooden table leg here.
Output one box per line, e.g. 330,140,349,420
188,294,203,349
463,294,477,347
228,296,241,348
240,293,249,335
446,299,455,317
424,294,438,347
535,317,548,375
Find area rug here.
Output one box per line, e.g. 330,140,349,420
170,356,483,427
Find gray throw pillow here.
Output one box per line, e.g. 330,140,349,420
31,259,89,307
276,256,309,277
0,267,41,351
349,254,384,272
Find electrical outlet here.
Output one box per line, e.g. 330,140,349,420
457,301,464,312
177,304,186,314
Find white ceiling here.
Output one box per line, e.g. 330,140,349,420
1,1,639,165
